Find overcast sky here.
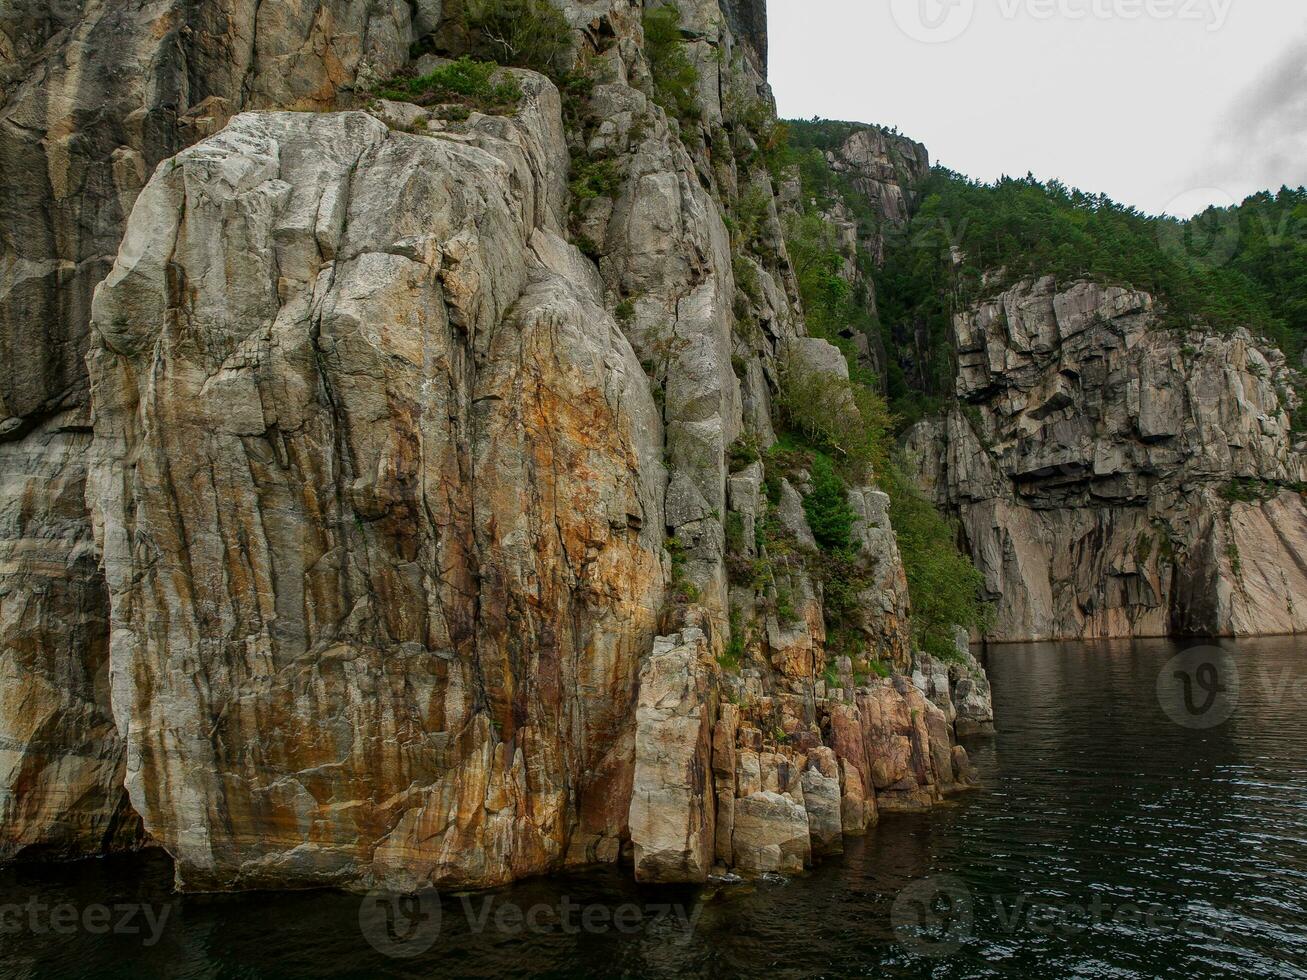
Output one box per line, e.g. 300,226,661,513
769,0,1307,217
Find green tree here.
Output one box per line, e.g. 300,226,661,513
803,455,857,552
461,0,573,77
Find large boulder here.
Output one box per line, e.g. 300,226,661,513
86,92,666,891
731,791,810,874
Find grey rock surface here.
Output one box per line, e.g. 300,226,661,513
907,276,1307,640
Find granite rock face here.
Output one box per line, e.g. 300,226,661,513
829,127,930,257
2,0,412,431
0,419,139,859
629,630,715,883
2,0,987,885
0,0,412,861
86,92,670,890
907,276,1307,641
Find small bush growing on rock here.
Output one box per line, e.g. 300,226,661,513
733,254,762,303
569,154,622,202
725,511,747,555
642,5,701,129
731,185,774,255
773,585,797,623
574,233,601,262
728,434,761,471
720,610,745,672
375,57,522,114
776,358,892,483
666,534,701,604
803,455,856,552
459,0,574,78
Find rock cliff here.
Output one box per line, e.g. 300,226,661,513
780,121,929,384
1,0,990,888
907,277,1307,641
1,0,412,862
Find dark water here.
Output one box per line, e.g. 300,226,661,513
3,638,1306,979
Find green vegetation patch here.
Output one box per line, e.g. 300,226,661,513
876,172,1307,422
438,0,574,79
375,57,522,114
643,5,701,130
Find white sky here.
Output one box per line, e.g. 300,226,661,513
768,0,1307,217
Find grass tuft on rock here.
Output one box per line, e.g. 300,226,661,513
375,57,522,114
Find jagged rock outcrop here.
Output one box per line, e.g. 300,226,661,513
3,0,990,886
629,629,715,882
914,629,993,737
907,276,1307,640
829,127,929,261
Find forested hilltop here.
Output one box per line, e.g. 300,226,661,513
782,119,1307,431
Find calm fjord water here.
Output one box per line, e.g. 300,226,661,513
2,638,1305,979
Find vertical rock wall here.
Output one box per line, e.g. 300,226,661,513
3,0,987,886
907,277,1307,641
0,0,412,861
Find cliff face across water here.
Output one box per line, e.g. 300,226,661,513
0,0,989,888
906,279,1307,642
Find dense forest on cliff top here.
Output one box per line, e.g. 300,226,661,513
783,119,1307,431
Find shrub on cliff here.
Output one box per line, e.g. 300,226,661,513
803,455,857,552
775,358,891,484
782,209,884,390
375,57,523,113
880,463,990,660
454,0,572,77
643,5,701,129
